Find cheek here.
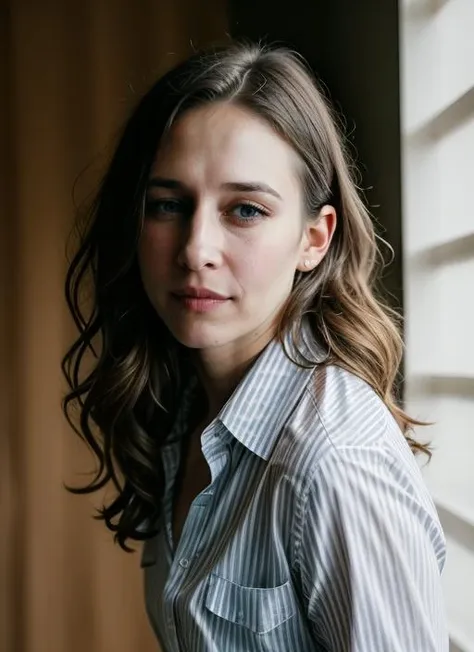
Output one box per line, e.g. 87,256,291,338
137,226,176,280
232,230,300,292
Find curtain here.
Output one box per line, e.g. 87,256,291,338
0,2,227,650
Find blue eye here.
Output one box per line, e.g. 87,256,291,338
230,203,268,222
145,199,186,217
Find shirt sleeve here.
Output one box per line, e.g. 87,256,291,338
297,444,449,652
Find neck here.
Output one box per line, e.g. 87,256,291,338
191,324,275,421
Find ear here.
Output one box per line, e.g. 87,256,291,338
296,205,337,273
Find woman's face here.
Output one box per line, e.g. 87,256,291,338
138,102,332,353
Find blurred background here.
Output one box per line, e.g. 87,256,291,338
0,0,472,650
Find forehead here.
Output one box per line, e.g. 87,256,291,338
151,102,301,196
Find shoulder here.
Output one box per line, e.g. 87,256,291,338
297,365,444,546
306,363,396,448
277,363,437,514
285,366,446,567
280,363,405,471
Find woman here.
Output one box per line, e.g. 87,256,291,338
62,43,448,651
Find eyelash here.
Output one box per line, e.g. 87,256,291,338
144,199,271,224
227,201,270,222
145,199,185,217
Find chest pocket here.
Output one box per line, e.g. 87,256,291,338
205,573,297,634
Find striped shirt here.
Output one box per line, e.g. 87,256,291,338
141,324,448,651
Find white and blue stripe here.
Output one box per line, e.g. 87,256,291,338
141,325,448,651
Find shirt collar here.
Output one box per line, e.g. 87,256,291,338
218,319,325,460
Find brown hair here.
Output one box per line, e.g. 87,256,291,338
62,42,428,550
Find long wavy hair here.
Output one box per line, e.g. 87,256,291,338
62,42,428,550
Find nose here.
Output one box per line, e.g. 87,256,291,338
177,204,224,271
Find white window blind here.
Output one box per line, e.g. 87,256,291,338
400,1,474,650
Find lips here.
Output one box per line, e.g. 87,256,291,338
171,287,230,313
173,287,229,300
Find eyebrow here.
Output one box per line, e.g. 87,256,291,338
147,177,283,201
221,181,282,201
147,177,184,191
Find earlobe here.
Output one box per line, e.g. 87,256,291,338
298,205,337,272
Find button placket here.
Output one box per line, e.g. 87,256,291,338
166,433,233,652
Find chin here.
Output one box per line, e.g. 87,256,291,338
168,321,232,350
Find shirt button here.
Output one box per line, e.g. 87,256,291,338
237,611,244,622
179,558,189,568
